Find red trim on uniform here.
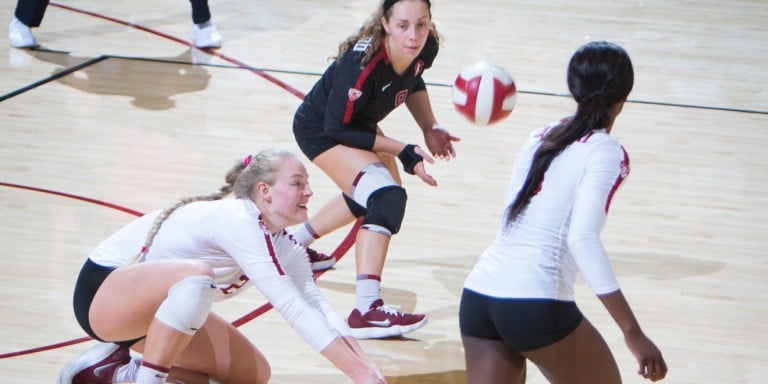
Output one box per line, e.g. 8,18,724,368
605,146,630,213
580,131,594,143
259,215,285,275
263,232,284,275
305,222,321,239
352,169,366,187
356,274,382,281
343,50,387,124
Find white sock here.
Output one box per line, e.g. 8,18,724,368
196,20,213,29
355,276,381,313
136,361,169,384
290,222,319,247
112,356,142,383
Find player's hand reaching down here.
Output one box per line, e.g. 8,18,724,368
398,144,437,186
626,331,668,381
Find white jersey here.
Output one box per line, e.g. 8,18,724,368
88,197,349,352
464,120,629,300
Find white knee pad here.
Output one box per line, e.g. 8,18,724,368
155,275,216,335
350,163,398,209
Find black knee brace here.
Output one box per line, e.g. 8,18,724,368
361,186,407,236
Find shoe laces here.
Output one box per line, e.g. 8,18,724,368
376,303,404,316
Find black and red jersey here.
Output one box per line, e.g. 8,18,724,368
295,33,439,150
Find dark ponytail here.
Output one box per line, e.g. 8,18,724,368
504,41,634,227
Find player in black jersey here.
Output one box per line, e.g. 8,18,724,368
292,0,459,339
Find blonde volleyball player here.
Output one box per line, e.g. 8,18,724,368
58,149,385,384
459,41,668,383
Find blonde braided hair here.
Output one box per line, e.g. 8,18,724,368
128,149,295,264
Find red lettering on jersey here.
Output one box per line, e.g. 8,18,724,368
219,274,250,295
395,90,408,106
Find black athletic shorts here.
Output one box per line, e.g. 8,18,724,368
293,111,338,161
458,288,583,352
73,258,144,348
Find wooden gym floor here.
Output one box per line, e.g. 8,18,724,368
1,1,766,383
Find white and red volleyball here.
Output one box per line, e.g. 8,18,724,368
452,62,517,126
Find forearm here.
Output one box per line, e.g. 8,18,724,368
320,337,381,382
342,336,373,362
405,90,437,132
599,290,669,381
597,289,643,337
372,134,407,156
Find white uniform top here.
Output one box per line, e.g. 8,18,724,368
464,120,629,301
88,197,349,352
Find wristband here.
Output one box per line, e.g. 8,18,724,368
397,144,423,175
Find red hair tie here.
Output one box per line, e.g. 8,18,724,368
243,155,252,166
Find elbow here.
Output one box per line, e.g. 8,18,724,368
594,286,621,297
566,232,600,251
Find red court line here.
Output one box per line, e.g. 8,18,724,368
0,182,144,217
2,4,361,359
49,2,306,100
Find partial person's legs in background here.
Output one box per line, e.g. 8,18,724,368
189,0,221,48
8,0,49,48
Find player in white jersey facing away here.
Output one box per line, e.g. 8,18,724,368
459,41,668,383
57,149,386,384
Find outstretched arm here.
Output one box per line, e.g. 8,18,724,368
281,242,386,383
406,90,460,160
320,337,386,384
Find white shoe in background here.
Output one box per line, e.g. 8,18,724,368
192,22,222,49
8,17,37,48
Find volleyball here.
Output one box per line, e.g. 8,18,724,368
452,62,517,126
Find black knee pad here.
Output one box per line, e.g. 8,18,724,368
362,186,407,235
343,193,367,218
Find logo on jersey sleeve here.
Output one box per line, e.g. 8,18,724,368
619,158,630,178
414,60,425,76
348,88,363,101
353,37,373,52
